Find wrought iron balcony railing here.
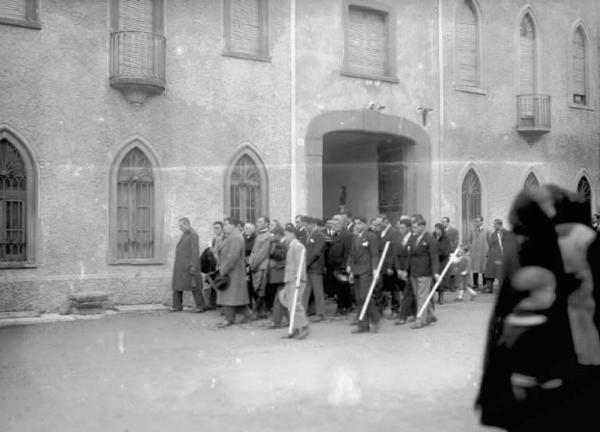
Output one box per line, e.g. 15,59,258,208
516,94,551,133
109,31,166,103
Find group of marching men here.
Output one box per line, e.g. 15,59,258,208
171,211,508,339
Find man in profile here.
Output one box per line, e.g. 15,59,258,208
215,217,252,327
171,217,205,312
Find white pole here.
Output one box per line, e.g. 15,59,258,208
358,241,390,321
417,246,460,319
288,248,306,335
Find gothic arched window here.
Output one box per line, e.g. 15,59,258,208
524,172,540,190
0,139,27,262
519,13,537,94
577,175,592,203
461,169,482,241
230,155,261,224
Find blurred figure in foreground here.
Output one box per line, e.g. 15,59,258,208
476,185,600,431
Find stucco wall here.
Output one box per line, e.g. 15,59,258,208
0,0,291,311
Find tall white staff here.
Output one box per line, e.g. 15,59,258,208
359,241,391,321
288,248,306,335
417,246,461,319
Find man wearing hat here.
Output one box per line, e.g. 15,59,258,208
302,216,327,322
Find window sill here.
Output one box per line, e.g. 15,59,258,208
340,69,399,84
0,262,37,269
0,17,41,29
569,103,594,111
454,85,487,96
222,50,271,63
109,259,165,266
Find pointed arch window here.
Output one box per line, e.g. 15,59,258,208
572,25,588,106
461,169,482,242
225,149,268,225
519,13,537,94
577,176,592,203
524,172,540,190
110,142,162,264
0,130,37,267
456,0,481,89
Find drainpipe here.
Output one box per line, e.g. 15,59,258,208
290,0,297,220
437,0,444,223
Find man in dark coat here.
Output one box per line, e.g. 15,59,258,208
407,217,440,329
483,219,509,293
216,217,252,327
326,214,354,315
441,217,459,251
372,215,400,317
347,216,381,333
303,216,327,322
395,217,417,325
171,217,205,312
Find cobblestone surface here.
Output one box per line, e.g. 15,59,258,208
0,295,502,432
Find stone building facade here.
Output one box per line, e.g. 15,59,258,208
0,0,598,312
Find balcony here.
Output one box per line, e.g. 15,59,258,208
109,31,166,105
516,94,551,134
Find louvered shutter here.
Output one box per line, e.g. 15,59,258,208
457,1,479,88
0,0,26,20
230,0,261,55
348,7,386,77
573,27,586,103
519,15,536,94
118,0,154,77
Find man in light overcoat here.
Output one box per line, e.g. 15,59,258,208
469,216,489,290
216,217,252,327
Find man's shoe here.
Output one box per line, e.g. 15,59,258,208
216,320,234,328
410,321,425,330
407,316,416,323
263,321,283,329
371,320,381,333
427,316,438,325
395,319,407,326
296,326,311,340
310,315,324,323
386,312,399,320
349,318,360,326
282,329,299,339
193,307,206,313
351,327,370,334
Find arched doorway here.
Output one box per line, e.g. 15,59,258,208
304,110,431,219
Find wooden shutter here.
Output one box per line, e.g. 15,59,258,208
117,148,154,259
457,1,479,88
573,27,586,102
461,170,481,243
118,0,154,76
230,0,262,55
119,0,153,32
348,6,386,77
0,0,26,21
519,14,536,94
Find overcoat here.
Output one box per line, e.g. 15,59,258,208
446,226,460,252
469,226,489,273
485,228,509,279
216,230,250,306
305,228,326,274
172,229,201,292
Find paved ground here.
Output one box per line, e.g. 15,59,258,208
0,295,503,432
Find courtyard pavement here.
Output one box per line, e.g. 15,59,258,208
0,294,502,432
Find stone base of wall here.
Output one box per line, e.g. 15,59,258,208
0,272,181,313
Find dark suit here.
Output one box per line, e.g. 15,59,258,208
395,232,416,320
348,230,380,330
172,229,205,310
326,228,354,311
378,226,401,313
446,226,459,252
303,228,326,316
408,231,439,325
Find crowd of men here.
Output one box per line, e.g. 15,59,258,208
170,211,511,338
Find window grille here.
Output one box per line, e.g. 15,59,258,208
0,139,26,262
116,147,154,259
461,169,481,242
230,155,261,224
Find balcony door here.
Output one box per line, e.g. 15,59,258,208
519,13,536,94
119,0,154,32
